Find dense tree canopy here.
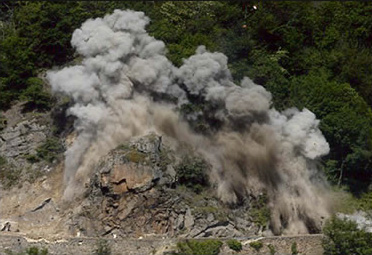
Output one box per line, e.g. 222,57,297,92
0,1,372,192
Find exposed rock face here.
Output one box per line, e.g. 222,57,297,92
68,134,260,239
0,110,262,239
0,119,47,159
0,103,51,169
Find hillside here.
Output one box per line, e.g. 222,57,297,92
0,2,372,255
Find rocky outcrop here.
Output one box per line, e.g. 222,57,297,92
0,103,52,169
0,118,47,160
67,134,260,239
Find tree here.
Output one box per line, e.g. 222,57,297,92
290,70,372,190
323,217,372,255
20,77,52,110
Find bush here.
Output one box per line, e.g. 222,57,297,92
25,154,40,163
35,137,64,163
249,241,263,251
227,239,242,252
291,242,298,255
94,239,111,255
322,217,372,255
20,77,53,111
268,244,276,255
176,240,223,255
25,246,48,255
250,193,270,229
175,156,209,193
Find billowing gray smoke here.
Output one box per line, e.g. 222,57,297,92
47,10,331,235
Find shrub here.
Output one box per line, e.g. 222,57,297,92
176,239,223,255
250,193,270,229
20,77,53,111
25,246,48,255
25,154,40,163
35,137,64,163
249,241,263,251
268,244,276,255
291,242,298,255
227,239,242,252
175,155,209,193
322,216,372,255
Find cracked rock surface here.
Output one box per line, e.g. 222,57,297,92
67,134,259,238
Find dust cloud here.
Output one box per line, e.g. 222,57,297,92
47,10,331,235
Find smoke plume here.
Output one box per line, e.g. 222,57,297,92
47,10,331,235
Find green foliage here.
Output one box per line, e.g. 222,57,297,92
247,48,290,110
94,240,111,255
25,154,40,163
25,247,48,255
34,137,64,163
250,193,271,229
20,78,52,110
358,191,372,212
176,239,222,255
290,70,372,189
249,241,263,251
226,239,242,252
332,187,372,217
268,244,276,255
291,242,298,255
4,246,48,255
322,217,372,255
175,155,209,193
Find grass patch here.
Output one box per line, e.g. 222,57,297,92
175,240,223,255
126,149,147,164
